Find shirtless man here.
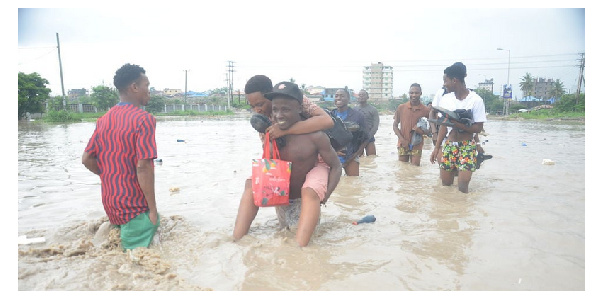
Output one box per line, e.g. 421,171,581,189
234,82,342,247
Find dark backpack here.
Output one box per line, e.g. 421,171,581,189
323,109,353,151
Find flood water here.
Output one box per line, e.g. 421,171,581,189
17,113,586,291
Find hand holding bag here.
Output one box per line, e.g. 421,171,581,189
251,132,291,207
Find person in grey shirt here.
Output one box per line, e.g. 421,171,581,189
356,89,380,156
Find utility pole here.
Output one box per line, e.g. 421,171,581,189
497,47,511,115
183,69,190,107
56,33,67,110
576,52,585,106
227,61,235,110
224,72,230,108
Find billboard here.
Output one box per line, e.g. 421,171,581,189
503,84,513,99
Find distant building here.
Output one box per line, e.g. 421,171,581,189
306,95,322,102
322,87,356,102
363,62,393,101
477,78,494,93
150,87,164,96
185,91,210,97
164,88,183,97
68,88,87,100
533,78,555,100
306,86,326,96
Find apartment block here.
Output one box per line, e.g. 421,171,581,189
363,62,393,101
533,78,555,99
477,78,494,93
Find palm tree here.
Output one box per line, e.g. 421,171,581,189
301,83,308,95
549,79,565,100
519,72,535,99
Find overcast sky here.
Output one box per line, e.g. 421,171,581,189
16,2,587,100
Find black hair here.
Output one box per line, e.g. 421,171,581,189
114,63,146,92
410,83,422,91
245,75,273,94
444,62,467,83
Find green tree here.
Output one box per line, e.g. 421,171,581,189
474,88,502,113
145,94,167,113
519,72,535,98
77,94,94,104
210,87,228,96
301,83,308,95
91,85,119,111
18,72,51,119
46,95,65,111
554,93,585,113
549,79,565,100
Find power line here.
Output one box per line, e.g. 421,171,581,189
383,52,582,63
237,59,579,70
389,65,580,72
18,48,57,65
18,46,57,50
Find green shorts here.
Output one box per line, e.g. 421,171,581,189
118,211,160,250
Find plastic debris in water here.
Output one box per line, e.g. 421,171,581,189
542,159,555,165
352,215,376,225
18,235,46,245
177,139,185,142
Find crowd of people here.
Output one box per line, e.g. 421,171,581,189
82,61,488,250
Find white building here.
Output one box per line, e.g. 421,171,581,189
164,88,182,96
363,62,393,101
477,78,494,93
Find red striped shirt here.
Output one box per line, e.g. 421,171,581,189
84,102,157,225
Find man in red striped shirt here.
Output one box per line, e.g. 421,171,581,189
82,63,159,250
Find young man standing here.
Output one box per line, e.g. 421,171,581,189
82,63,159,250
393,83,431,166
356,89,380,156
430,62,487,193
233,82,342,247
332,89,367,176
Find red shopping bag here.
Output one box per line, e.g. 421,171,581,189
252,132,292,207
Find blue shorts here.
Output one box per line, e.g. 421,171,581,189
339,155,360,165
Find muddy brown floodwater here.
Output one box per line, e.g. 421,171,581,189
17,114,585,291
